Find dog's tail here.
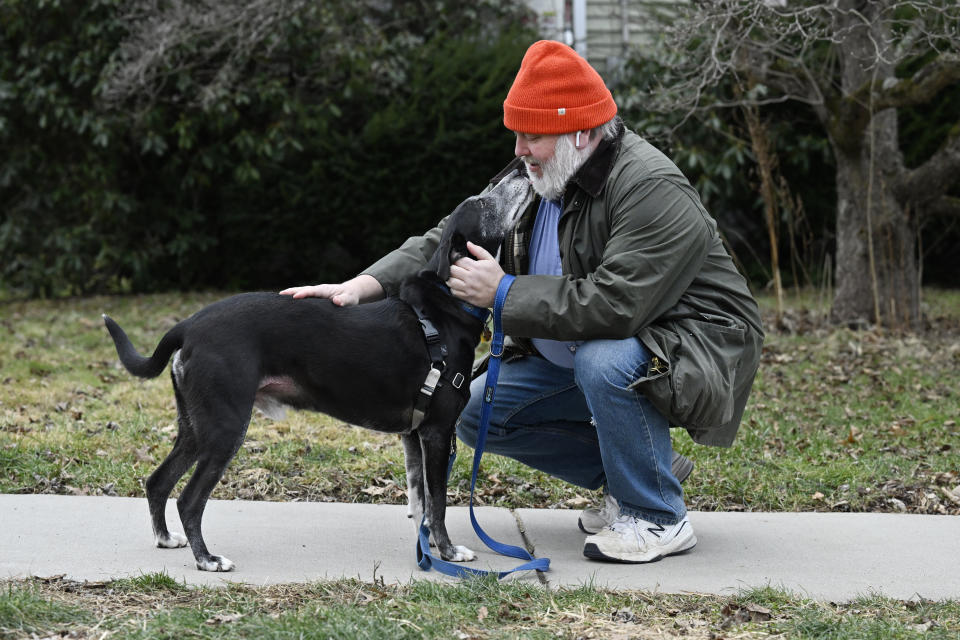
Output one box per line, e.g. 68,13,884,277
102,314,186,379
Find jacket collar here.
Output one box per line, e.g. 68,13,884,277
489,119,625,199
568,119,623,198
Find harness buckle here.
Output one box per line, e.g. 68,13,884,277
420,367,442,396
452,372,465,389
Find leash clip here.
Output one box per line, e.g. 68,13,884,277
420,366,442,397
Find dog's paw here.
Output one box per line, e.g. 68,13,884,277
155,532,188,549
196,555,235,572
448,545,476,562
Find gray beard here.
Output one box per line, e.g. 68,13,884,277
526,135,591,201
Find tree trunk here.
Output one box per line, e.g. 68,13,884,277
830,114,921,330
828,0,921,331
743,104,784,323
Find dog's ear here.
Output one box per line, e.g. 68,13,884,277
429,205,466,281
433,231,468,281
428,225,452,281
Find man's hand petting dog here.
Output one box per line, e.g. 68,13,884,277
279,274,384,307
446,241,505,309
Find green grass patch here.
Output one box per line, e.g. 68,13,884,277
2,575,958,639
0,581,94,638
1,289,958,516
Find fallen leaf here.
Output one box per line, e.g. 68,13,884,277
612,607,637,623
910,619,938,632
745,603,772,621
362,484,393,496
941,487,960,506
720,602,772,628
33,574,66,582
841,426,862,445
206,612,245,625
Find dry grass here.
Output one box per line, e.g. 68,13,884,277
3,574,958,640
2,289,959,517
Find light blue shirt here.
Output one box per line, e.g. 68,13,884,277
528,197,581,368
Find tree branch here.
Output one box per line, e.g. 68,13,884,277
923,195,960,219
897,126,960,206
873,53,960,110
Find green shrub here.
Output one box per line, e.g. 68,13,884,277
0,0,536,295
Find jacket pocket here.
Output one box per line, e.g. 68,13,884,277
631,316,745,430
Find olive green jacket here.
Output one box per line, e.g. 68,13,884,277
363,124,764,447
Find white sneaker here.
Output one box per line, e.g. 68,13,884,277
578,452,694,534
583,514,696,563
577,493,621,534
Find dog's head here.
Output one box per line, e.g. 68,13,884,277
427,170,533,282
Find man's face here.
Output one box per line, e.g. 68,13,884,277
514,132,561,180
514,131,591,201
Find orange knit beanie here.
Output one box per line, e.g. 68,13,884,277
503,40,617,135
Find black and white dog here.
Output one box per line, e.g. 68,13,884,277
103,172,532,571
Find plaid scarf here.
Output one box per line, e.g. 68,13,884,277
502,196,538,278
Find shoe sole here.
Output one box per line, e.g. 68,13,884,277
583,534,697,564
577,453,694,535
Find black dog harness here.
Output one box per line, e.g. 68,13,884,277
415,274,550,578
408,295,489,430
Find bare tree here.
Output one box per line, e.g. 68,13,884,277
638,0,960,330
97,0,381,109
97,0,531,110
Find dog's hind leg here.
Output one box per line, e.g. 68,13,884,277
176,390,254,571
146,373,198,549
419,430,475,562
147,435,197,549
401,433,425,525
177,438,246,572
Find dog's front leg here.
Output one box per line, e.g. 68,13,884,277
419,430,475,562
401,433,425,525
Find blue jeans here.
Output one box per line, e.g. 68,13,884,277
456,338,686,526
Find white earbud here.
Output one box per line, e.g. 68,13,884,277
575,131,582,148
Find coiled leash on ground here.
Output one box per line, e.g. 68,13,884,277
417,275,551,578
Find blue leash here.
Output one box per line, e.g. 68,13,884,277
416,275,550,578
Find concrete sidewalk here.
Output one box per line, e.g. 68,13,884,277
2,494,958,601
